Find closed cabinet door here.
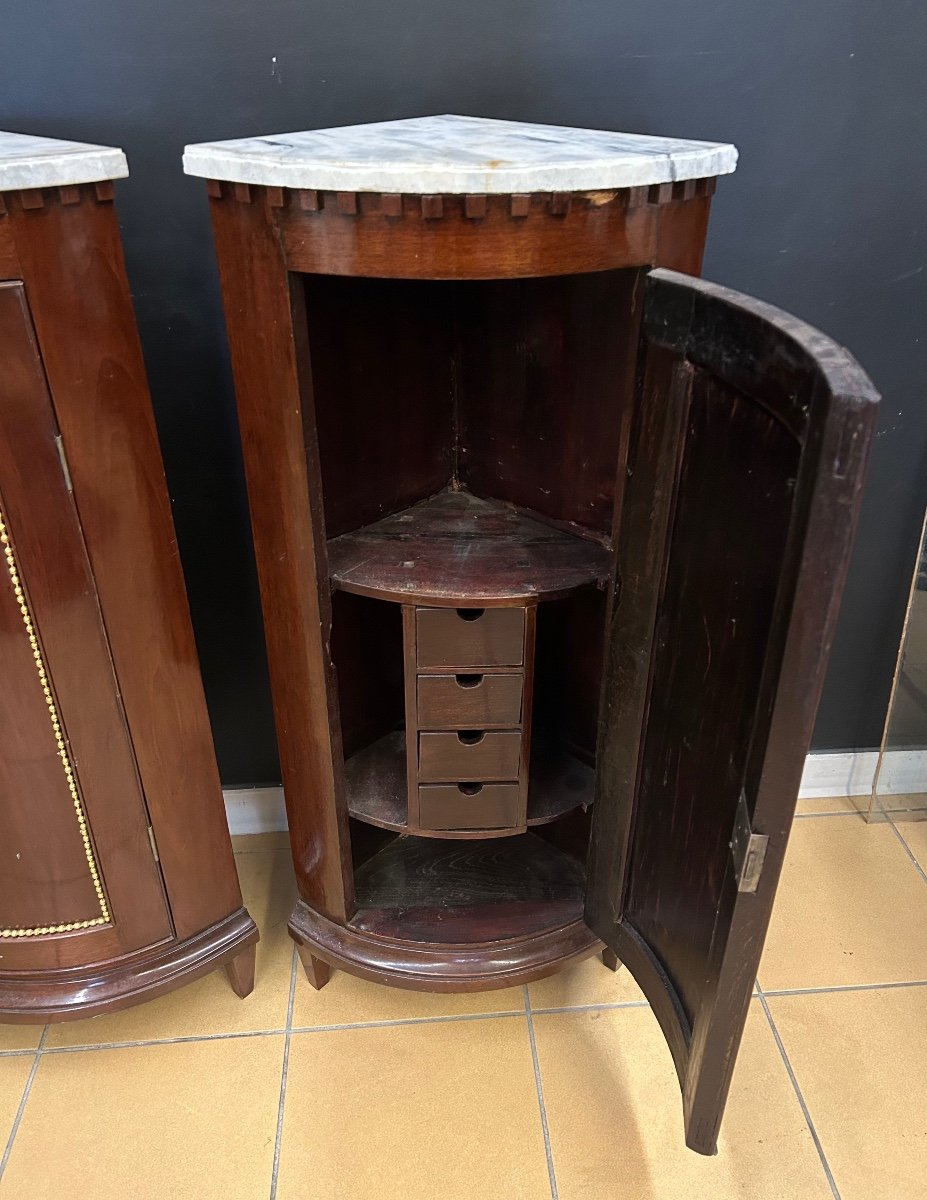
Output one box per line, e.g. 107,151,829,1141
0,282,171,971
586,270,878,1153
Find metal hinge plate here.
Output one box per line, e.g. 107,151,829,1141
730,790,768,893
54,435,73,494
147,824,160,863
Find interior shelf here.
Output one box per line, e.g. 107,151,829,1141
327,488,611,604
350,831,586,943
344,730,594,836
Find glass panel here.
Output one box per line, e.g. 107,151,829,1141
871,508,927,820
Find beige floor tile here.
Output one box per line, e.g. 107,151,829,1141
528,951,646,1009
768,986,927,1200
896,818,927,872
276,1017,548,1200
45,849,295,1047
292,959,525,1027
795,793,861,814
0,1056,32,1147
0,1035,283,1200
534,1000,832,1200
759,815,927,991
0,1026,42,1053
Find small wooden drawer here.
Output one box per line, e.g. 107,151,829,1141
418,783,522,830
417,672,523,729
415,606,525,669
418,729,522,782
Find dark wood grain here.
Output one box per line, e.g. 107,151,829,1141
209,189,354,924
291,897,601,991
273,186,711,280
6,186,244,944
457,270,644,537
585,269,879,1153
303,274,455,538
0,185,256,1019
328,489,611,606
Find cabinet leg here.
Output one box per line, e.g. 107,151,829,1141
226,944,257,998
297,944,332,990
601,947,621,973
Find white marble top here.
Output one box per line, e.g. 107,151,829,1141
183,115,737,195
0,132,128,191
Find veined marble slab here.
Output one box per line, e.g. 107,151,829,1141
183,114,737,195
0,131,128,191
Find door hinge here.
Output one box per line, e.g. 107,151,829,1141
730,789,768,893
147,824,160,863
54,435,73,494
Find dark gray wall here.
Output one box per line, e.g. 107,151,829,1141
3,2,925,782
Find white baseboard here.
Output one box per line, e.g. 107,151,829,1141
223,749,927,836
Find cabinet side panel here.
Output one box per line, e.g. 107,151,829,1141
8,190,242,939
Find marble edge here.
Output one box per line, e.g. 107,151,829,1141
181,143,738,194
0,145,129,192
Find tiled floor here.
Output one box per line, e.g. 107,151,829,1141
2,811,927,1199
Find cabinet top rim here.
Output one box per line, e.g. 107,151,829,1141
0,131,128,191
182,114,737,194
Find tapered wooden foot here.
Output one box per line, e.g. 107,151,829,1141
226,944,257,998
602,947,621,972
297,944,332,990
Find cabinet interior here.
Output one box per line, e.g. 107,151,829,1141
301,268,642,930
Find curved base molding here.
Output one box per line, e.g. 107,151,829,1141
0,908,259,1023
289,899,601,992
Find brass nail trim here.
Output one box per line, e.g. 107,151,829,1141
0,507,110,938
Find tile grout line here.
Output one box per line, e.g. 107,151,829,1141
524,985,559,1200
0,1025,47,1182
887,816,927,886
756,985,842,1200
269,945,299,1200
764,978,927,997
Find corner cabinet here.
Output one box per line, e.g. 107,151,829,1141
0,133,258,1021
185,116,878,1152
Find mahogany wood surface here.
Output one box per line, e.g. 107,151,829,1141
270,183,715,279
328,489,611,606
418,784,522,831
290,898,601,992
0,284,170,966
225,943,257,998
584,270,878,1153
5,186,242,943
209,190,354,924
0,184,256,1019
0,908,257,1023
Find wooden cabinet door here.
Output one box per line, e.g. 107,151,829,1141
585,269,878,1153
0,282,172,970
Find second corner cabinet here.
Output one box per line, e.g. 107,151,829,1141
185,116,879,1152
0,133,258,1022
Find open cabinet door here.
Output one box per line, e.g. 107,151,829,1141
585,269,879,1154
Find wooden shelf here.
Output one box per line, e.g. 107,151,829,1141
344,729,593,836
327,489,611,605
350,831,586,944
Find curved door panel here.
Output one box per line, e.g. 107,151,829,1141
586,270,879,1153
0,282,171,970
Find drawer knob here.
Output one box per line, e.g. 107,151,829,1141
455,673,483,689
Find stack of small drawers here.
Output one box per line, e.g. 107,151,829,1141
408,605,531,832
